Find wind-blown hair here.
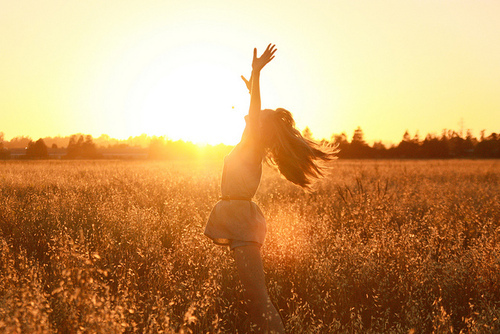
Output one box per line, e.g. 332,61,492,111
261,108,337,190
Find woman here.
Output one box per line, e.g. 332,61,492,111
205,44,335,333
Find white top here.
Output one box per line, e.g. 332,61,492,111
204,143,266,246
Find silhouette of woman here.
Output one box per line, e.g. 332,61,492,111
205,44,335,333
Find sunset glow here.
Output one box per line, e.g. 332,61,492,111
1,0,499,145
90,43,249,144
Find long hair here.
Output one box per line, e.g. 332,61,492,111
261,108,337,190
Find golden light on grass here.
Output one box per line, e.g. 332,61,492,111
2,2,500,333
2,160,499,332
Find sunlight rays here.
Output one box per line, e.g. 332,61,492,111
95,42,249,145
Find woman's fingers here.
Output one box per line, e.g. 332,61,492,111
252,44,277,70
266,44,276,54
256,44,277,59
263,44,276,60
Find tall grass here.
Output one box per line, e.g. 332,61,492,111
1,160,499,333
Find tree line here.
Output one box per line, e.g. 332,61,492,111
325,127,499,159
0,133,232,160
1,127,499,160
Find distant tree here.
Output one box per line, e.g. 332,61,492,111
397,130,420,158
51,143,58,149
302,127,313,140
5,136,31,149
440,129,451,157
82,135,98,157
372,140,388,158
463,130,476,156
331,132,348,146
331,132,349,158
77,135,84,147
129,133,152,147
422,134,448,158
66,134,99,158
372,141,386,151
446,131,466,157
413,131,421,143
402,130,411,142
95,133,112,147
349,127,372,158
352,126,365,144
26,139,49,159
66,135,78,158
41,135,68,149
0,132,9,160
475,132,500,158
331,127,373,159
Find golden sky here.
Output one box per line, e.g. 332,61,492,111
1,0,499,145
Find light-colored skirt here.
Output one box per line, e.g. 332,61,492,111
204,199,266,247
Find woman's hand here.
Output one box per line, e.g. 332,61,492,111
241,44,276,93
244,44,276,133
252,44,277,72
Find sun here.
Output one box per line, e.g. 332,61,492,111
138,62,247,145
114,44,250,145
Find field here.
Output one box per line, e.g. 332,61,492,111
0,159,499,333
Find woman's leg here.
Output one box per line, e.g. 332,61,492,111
233,245,285,333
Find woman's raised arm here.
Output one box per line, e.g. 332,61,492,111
246,44,276,123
